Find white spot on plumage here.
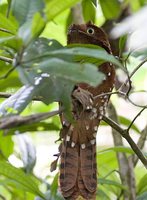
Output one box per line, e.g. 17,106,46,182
93,132,97,138
99,106,103,111
71,142,75,148
66,135,70,141
94,126,98,131
90,139,95,145
92,108,97,113
81,144,86,149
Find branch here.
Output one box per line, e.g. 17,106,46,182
131,125,147,167
127,107,146,132
0,28,14,35
0,67,15,80
71,3,84,24
120,58,147,93
102,115,147,168
108,102,136,200
0,56,13,63
0,108,63,131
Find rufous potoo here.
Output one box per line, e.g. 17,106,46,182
54,21,115,200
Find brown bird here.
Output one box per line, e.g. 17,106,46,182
58,21,115,200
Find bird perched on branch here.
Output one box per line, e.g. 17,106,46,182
51,21,115,200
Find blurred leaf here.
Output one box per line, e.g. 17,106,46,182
16,134,36,173
137,192,147,200
16,58,104,118
119,35,127,55
98,146,134,154
99,0,121,19
11,0,44,25
0,85,36,116
31,12,45,38
45,0,79,21
97,189,110,200
0,13,18,34
0,161,45,198
0,131,14,158
119,115,140,133
82,0,96,22
99,178,127,190
137,174,147,194
18,13,45,44
50,173,58,198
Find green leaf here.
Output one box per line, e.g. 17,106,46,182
45,0,79,21
97,189,110,200
98,146,134,154
0,13,18,34
24,45,121,67
82,0,96,22
119,115,140,133
18,12,45,44
31,12,45,38
11,0,44,25
0,131,14,158
99,178,127,190
99,0,121,19
0,161,45,198
137,174,147,194
17,134,36,173
119,35,127,55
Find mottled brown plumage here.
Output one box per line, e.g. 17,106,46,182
59,22,115,200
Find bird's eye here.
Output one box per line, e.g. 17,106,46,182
87,28,95,34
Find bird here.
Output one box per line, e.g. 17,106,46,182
56,21,115,200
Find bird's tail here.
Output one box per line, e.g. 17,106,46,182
59,139,97,200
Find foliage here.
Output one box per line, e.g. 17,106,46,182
0,0,146,200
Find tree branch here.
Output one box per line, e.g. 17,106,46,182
0,108,63,131
0,56,13,63
108,102,136,200
102,115,147,168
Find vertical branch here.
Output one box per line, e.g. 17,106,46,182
131,125,147,167
107,102,136,200
71,3,84,24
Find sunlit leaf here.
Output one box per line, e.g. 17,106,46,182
99,178,127,190
82,0,96,22
98,146,134,154
45,0,79,21
99,0,121,19
137,174,147,194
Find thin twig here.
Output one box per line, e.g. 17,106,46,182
0,56,13,63
120,58,147,92
127,107,146,132
0,28,14,35
102,115,147,168
0,92,43,101
0,108,63,130
0,194,6,200
0,67,15,80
